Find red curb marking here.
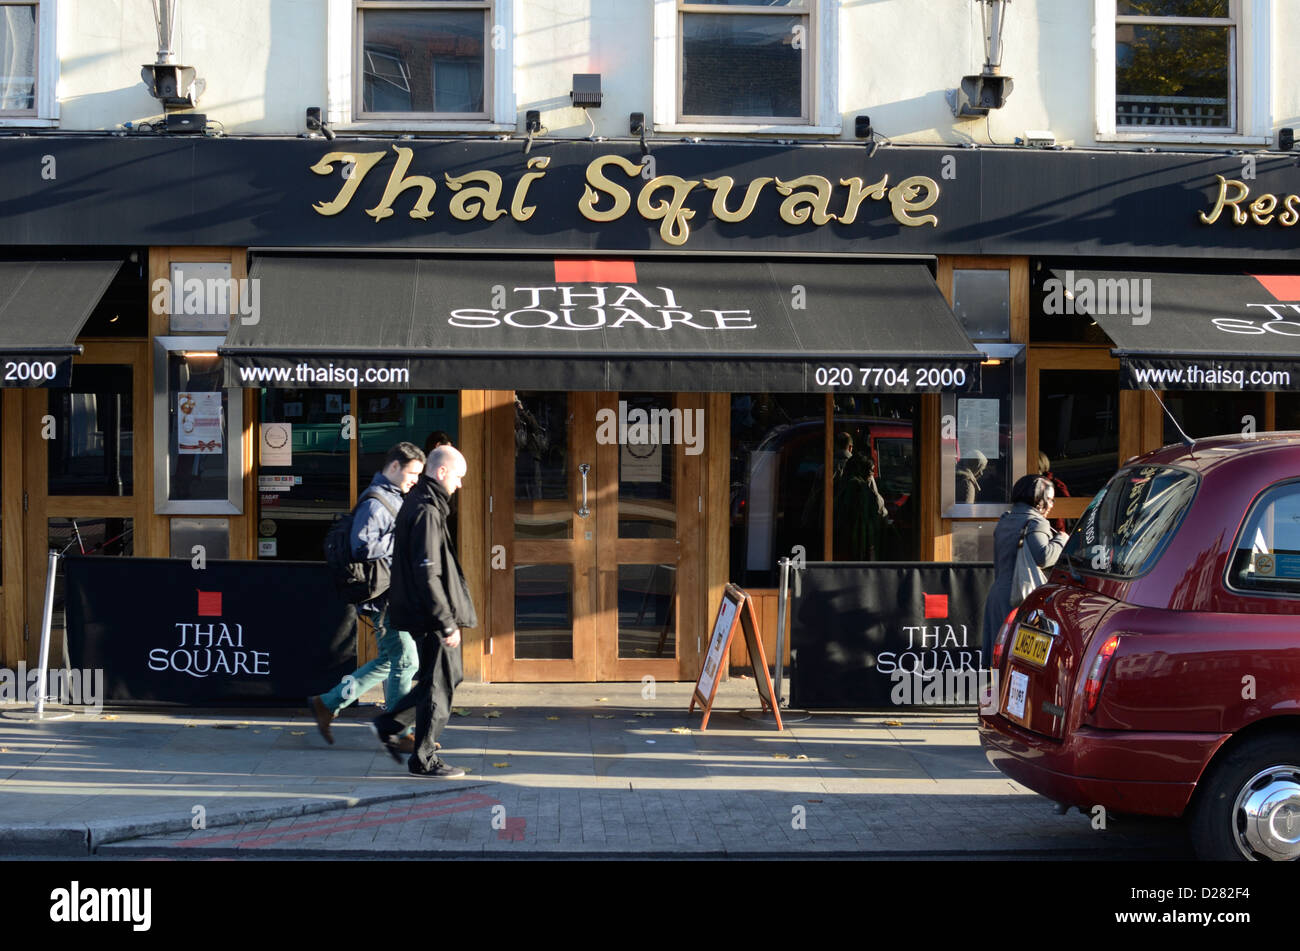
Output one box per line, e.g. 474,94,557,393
498,816,527,841
177,793,500,849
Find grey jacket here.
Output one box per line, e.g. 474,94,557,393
350,470,403,613
980,503,1068,658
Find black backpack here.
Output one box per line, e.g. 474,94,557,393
324,488,400,604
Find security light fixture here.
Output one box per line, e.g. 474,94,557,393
854,115,872,139
141,1,205,109
522,109,542,155
952,0,1013,119
305,106,334,141
630,112,649,156
571,74,603,109
1279,127,1295,151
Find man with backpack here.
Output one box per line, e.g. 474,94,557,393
308,441,426,750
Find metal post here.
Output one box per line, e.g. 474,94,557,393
774,557,790,709
34,550,60,718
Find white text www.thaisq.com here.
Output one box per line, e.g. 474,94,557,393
1130,365,1291,387
237,364,410,386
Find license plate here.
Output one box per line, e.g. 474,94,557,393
1011,625,1053,667
1005,670,1029,720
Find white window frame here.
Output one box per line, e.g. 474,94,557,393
653,0,840,135
327,0,515,132
1094,0,1270,145
0,0,58,128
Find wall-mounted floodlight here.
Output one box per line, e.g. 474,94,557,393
1279,128,1295,151
522,109,542,155
951,0,1013,119
630,112,649,156
141,1,204,109
571,74,603,108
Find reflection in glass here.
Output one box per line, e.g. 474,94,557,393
682,14,803,118
952,270,1010,341
258,388,351,560
618,394,676,539
47,517,134,649
1116,24,1231,128
1038,370,1119,498
1275,395,1300,431
360,10,485,113
515,392,571,540
515,564,572,660
167,354,229,502
730,394,824,587
947,361,1013,505
618,564,676,659
826,395,920,561
358,390,458,476
0,6,35,111
48,365,133,496
1162,391,1264,445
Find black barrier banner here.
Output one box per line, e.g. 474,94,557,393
789,561,994,710
65,556,357,705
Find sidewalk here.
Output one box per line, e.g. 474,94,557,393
0,681,1191,858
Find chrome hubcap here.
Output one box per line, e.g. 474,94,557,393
1233,765,1300,861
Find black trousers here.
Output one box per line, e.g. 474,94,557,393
375,632,462,773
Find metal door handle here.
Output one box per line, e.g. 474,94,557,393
578,463,591,518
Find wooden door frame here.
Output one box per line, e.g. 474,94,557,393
23,340,151,665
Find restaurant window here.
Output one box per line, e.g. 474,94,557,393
1037,369,1119,499
943,348,1025,516
653,0,839,131
1275,394,1300,431
1096,0,1271,143
48,365,134,497
328,0,513,127
0,0,56,125
1161,391,1264,444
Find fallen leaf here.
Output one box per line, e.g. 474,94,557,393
452,708,471,717
185,724,197,728
101,714,119,720
771,753,789,759
0,748,8,753
290,731,306,736
492,761,510,768
807,799,823,803
634,712,654,718
882,719,904,727
795,754,809,760
670,727,691,735
593,714,614,719
546,716,560,721
594,697,609,702
483,710,502,719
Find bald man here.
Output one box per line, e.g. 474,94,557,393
373,445,477,778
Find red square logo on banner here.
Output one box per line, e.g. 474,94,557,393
197,590,222,617
923,593,948,619
554,259,637,284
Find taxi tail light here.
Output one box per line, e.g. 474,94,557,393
991,608,1017,670
1084,634,1121,715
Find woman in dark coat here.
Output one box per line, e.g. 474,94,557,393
980,474,1070,662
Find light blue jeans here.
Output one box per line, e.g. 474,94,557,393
319,607,417,731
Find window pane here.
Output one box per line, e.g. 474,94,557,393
682,13,803,118
1276,395,1300,431
48,365,134,497
515,564,572,660
617,564,676,659
1037,370,1119,498
1162,392,1264,445
829,396,920,561
358,390,458,476
1064,466,1198,577
168,354,230,502
0,5,36,111
953,270,1010,341
689,1,805,6
47,517,134,652
618,394,676,539
1117,1,1228,16
361,10,485,113
1116,24,1231,128
515,392,571,540
257,388,350,561
1229,481,1300,596
729,394,824,586
948,361,1013,505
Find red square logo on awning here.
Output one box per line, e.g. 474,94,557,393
923,593,948,619
554,259,637,284
1250,274,1300,301
197,590,222,617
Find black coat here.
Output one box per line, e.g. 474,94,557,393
387,473,478,635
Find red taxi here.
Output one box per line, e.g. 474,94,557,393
979,433,1300,861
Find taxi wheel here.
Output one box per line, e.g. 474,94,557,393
1189,734,1300,861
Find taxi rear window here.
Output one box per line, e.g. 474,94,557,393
1063,465,1198,578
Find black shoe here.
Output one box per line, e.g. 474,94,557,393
409,760,465,779
308,695,335,744
370,722,404,764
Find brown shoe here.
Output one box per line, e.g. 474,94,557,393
395,735,439,754
307,695,335,744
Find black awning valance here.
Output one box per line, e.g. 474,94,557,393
1054,268,1300,391
0,260,123,387
222,255,982,393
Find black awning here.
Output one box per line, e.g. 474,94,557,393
0,260,123,387
221,255,982,393
1053,268,1300,391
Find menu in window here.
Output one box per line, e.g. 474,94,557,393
178,392,223,455
957,398,1000,460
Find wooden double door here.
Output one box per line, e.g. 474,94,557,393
486,391,703,682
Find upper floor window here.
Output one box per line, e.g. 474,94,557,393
653,0,839,134
0,0,56,125
327,0,514,130
1095,0,1270,144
